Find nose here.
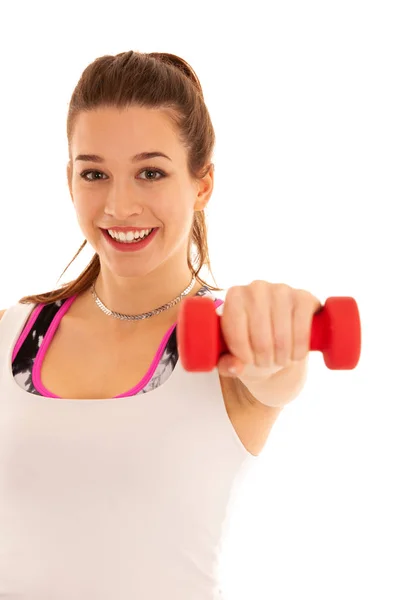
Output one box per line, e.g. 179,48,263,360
103,181,145,220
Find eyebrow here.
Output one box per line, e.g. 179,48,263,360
74,151,172,163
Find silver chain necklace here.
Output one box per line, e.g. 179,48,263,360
90,275,196,321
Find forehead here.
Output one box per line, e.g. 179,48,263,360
71,106,179,156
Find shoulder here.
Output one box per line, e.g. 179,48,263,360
0,302,42,325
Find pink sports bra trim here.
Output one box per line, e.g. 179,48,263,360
14,295,224,399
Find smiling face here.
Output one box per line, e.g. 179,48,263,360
67,106,213,280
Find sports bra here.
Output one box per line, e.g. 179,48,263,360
11,285,223,399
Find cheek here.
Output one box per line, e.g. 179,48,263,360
167,210,194,239
164,196,194,224
155,199,182,228
74,195,100,221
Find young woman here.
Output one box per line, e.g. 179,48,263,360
0,50,320,598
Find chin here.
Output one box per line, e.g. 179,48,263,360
100,259,153,277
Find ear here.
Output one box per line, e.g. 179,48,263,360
194,163,214,212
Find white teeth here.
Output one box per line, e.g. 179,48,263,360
107,228,153,243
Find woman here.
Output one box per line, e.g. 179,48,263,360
0,50,320,598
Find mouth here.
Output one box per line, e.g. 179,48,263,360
100,227,159,252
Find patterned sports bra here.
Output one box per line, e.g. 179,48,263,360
11,285,223,399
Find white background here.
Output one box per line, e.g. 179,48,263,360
0,1,399,598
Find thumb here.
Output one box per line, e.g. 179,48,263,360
217,353,245,378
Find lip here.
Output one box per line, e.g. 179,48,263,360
100,227,159,253
102,226,156,232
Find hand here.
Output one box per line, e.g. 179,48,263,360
217,280,322,385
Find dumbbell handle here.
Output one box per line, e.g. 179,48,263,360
215,297,361,370
216,309,327,353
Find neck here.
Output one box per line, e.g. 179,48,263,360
93,271,200,317
67,252,207,337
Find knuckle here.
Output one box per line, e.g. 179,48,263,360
273,283,292,299
228,336,253,363
252,336,271,355
250,279,267,288
248,280,269,298
293,329,310,358
298,331,310,347
226,285,241,299
275,333,289,351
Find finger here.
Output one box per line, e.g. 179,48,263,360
271,285,294,367
246,284,274,367
221,287,254,366
291,291,320,362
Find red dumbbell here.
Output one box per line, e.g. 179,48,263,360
177,296,361,372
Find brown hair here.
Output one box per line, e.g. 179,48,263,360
19,50,223,306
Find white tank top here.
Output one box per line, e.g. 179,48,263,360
0,301,257,599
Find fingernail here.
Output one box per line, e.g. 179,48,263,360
228,366,237,376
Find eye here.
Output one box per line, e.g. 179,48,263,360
79,170,105,182
138,168,165,182
79,168,166,183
